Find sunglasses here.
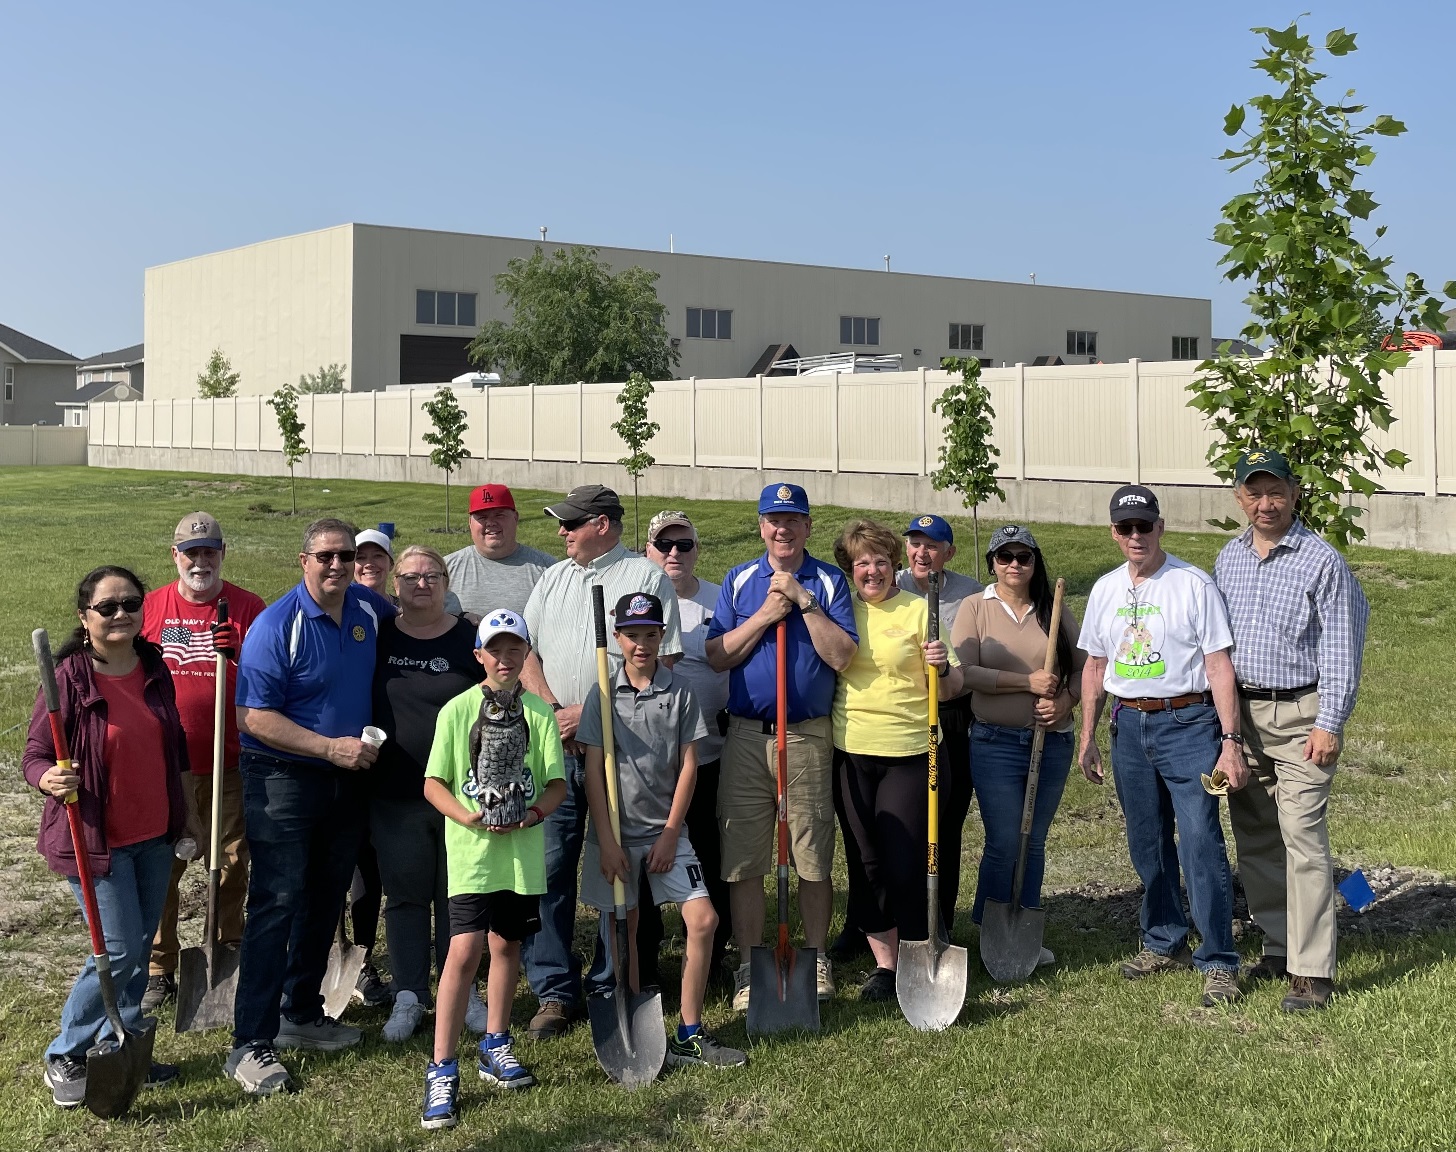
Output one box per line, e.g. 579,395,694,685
1113,520,1157,537
558,514,602,532
397,572,444,586
993,550,1035,566
653,538,696,553
305,549,357,565
89,596,144,618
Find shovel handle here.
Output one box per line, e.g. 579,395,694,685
926,572,940,874
592,587,627,909
1010,580,1064,899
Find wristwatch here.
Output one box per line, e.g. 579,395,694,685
801,592,821,614
1220,732,1244,745
549,702,563,713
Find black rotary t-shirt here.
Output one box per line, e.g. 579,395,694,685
371,615,480,799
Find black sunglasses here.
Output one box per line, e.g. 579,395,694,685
653,538,696,553
557,514,602,532
993,550,1035,566
305,549,357,565
1113,520,1157,537
89,596,144,618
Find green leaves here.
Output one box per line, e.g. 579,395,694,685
930,357,1004,512
197,349,240,398
612,371,659,479
1325,28,1357,55
420,387,472,529
1224,104,1246,136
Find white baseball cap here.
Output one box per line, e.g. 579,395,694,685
356,529,393,557
476,609,530,648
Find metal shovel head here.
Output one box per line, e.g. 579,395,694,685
174,941,241,1033
321,937,368,1021
746,944,820,1036
84,1014,157,1119
587,988,666,1089
979,898,1047,984
896,936,969,1032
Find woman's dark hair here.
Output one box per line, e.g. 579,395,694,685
1025,550,1075,693
56,566,149,663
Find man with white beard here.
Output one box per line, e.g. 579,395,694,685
140,512,268,1009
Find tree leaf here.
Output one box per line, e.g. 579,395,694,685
1224,104,1247,136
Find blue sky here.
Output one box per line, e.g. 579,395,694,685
4,0,1452,356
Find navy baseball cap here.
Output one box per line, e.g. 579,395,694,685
613,592,665,629
1109,484,1161,523
758,482,811,515
903,514,953,544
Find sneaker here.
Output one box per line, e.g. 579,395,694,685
226,1041,293,1097
275,1014,363,1052
44,1055,86,1108
827,924,869,962
1281,974,1334,1012
141,973,176,1012
859,966,896,1002
464,985,489,1034
731,962,752,1012
383,990,427,1043
478,1037,536,1090
353,962,391,1008
667,1027,748,1068
525,1000,578,1041
421,1059,460,1130
145,1061,180,1087
1119,945,1194,980
1037,948,1057,969
1201,968,1243,1007
1245,954,1289,983
816,954,835,1001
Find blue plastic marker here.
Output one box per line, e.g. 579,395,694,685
378,522,396,538
1337,869,1375,913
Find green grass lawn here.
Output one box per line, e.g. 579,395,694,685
2,465,1455,1151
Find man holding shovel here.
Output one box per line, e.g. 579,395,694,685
139,513,266,1012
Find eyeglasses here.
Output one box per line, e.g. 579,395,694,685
397,572,444,586
305,549,357,565
89,596,144,618
558,514,601,532
652,538,696,553
1113,520,1157,537
993,550,1034,567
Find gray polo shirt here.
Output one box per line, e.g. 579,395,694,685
578,662,707,846
895,567,984,638
445,542,556,619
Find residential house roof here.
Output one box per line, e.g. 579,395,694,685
63,377,145,405
79,343,144,369
0,322,80,364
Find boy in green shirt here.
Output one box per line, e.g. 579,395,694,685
421,609,566,1130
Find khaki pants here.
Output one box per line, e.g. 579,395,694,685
1228,690,1337,979
149,769,249,976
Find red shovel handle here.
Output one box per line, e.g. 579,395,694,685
775,620,789,867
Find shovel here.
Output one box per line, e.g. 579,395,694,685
321,919,368,1021
33,629,156,1120
586,584,666,1089
746,620,821,1036
981,577,1065,984
897,572,969,1030
176,599,242,1032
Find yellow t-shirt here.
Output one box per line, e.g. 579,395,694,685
832,591,960,757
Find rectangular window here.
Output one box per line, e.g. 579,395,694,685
4,365,12,401
841,316,880,347
685,307,732,340
1067,330,1098,357
949,322,984,351
436,291,457,326
457,293,476,327
414,290,478,326
1172,335,1198,360
416,289,435,325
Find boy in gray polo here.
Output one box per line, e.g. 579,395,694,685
578,593,747,1069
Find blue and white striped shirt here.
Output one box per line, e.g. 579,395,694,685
1213,519,1369,736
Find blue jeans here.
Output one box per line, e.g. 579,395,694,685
49,836,173,1060
233,752,366,1045
969,724,1072,923
1111,702,1238,973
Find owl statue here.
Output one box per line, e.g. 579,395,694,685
464,684,533,826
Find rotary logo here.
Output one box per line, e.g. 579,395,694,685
429,657,450,673
776,485,793,501
917,515,934,527
352,625,366,642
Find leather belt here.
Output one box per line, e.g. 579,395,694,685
1238,683,1317,703
1116,692,1211,713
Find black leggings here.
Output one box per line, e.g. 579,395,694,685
833,749,929,942
340,833,382,955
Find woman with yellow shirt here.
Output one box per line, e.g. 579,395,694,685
831,520,963,1002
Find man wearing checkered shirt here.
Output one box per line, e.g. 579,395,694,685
1213,449,1369,1012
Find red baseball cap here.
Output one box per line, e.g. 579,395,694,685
469,484,516,513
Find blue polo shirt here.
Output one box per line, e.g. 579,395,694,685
707,552,858,723
236,581,397,764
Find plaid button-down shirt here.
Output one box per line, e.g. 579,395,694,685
1213,518,1369,736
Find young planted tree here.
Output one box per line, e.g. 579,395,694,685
611,371,659,550
1189,22,1455,545
297,363,347,393
930,356,1004,568
197,349,240,398
420,387,472,531
267,384,310,515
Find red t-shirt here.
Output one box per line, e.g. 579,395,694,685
95,664,169,847
141,580,268,775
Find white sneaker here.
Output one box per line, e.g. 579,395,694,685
731,962,751,1012
1037,947,1057,968
383,990,426,1043
464,984,488,1034
816,954,835,1001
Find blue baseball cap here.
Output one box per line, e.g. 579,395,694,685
758,482,811,515
903,514,953,544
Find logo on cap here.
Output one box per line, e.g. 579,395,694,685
776,484,792,501
629,594,651,616
1246,450,1268,464
488,611,518,628
191,520,209,534
1000,525,1021,535
1118,493,1149,507
917,515,934,527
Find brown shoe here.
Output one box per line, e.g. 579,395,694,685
1201,968,1243,1007
1244,954,1288,983
1281,974,1334,1012
526,1000,580,1041
1119,945,1194,980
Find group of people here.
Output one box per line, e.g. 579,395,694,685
23,447,1368,1131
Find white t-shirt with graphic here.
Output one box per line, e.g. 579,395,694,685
1079,553,1233,697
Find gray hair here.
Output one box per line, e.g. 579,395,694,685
302,517,356,553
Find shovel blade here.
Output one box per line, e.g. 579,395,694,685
587,989,666,1089
83,1015,156,1119
745,945,820,1036
320,939,368,1021
979,898,1046,984
175,942,241,1033
896,938,969,1031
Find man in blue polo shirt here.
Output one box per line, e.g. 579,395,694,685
706,483,858,1011
226,517,396,1097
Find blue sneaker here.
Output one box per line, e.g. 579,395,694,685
421,1060,460,1130
477,1036,537,1090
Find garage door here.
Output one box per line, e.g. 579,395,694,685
399,335,475,386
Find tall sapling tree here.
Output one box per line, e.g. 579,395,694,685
931,356,1004,567
421,387,472,531
197,349,240,398
267,384,309,514
611,371,659,550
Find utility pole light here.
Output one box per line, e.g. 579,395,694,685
540,226,548,243
884,254,891,272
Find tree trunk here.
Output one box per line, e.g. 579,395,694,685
972,504,980,577
633,477,641,551
445,472,451,532
290,466,297,516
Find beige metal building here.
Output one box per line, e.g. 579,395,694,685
143,223,1212,399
